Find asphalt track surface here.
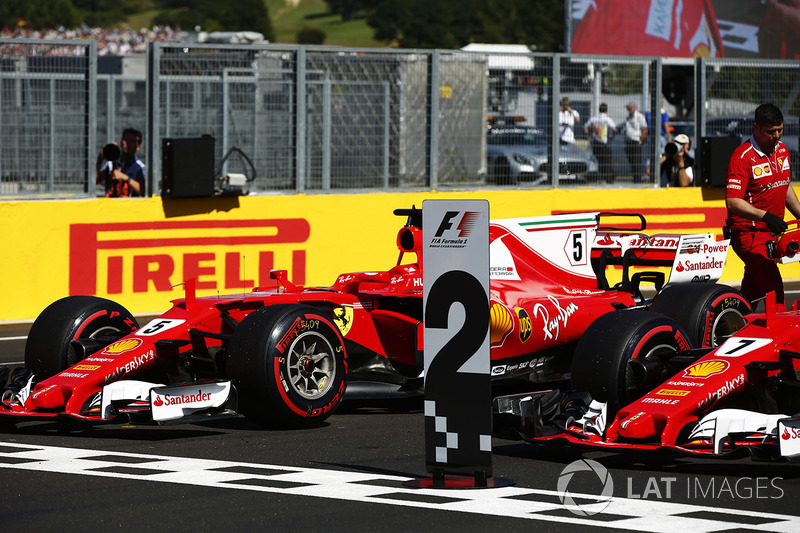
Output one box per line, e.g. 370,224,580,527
3,290,800,532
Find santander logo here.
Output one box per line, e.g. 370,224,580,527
783,426,800,440
152,390,212,407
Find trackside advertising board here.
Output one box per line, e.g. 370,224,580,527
422,200,492,480
4,187,800,322
567,0,794,59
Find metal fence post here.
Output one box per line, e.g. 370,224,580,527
551,55,561,188
428,50,441,188
383,80,390,189
146,42,161,197
86,40,97,196
650,58,661,187
322,71,332,190
694,56,706,186
295,47,307,193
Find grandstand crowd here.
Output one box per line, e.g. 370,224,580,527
0,24,177,55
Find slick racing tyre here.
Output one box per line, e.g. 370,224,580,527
225,305,347,428
24,296,139,379
571,310,690,418
649,283,750,348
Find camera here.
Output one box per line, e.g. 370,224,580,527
102,143,121,162
664,141,680,156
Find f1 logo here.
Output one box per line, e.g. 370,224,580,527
434,211,480,238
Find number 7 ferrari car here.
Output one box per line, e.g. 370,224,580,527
1,208,749,429
494,224,800,461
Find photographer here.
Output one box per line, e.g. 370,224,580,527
558,97,580,145
659,133,693,187
96,128,145,197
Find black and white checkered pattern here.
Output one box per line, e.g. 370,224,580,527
1,442,797,531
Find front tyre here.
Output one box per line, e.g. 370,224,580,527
571,310,690,418
24,296,138,378
225,305,347,428
649,283,750,348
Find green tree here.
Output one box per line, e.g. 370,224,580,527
0,0,81,30
368,0,483,49
153,0,273,40
363,0,565,50
324,0,376,21
297,26,326,44
473,0,565,52
72,0,126,27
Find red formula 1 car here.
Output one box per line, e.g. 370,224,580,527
494,224,800,462
0,208,749,428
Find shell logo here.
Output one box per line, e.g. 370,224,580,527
102,338,143,355
683,359,729,379
754,166,763,177
490,303,513,344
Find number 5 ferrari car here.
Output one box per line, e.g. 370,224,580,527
1,208,749,429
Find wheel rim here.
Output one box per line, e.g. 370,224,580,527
285,331,336,399
88,325,123,338
711,308,746,346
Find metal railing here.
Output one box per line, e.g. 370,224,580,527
1,38,798,198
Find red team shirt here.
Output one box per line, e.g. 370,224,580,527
725,137,792,231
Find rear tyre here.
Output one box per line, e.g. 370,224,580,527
571,310,690,418
24,296,138,378
225,305,347,428
649,284,750,348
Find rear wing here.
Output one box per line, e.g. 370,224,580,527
592,230,729,293
486,210,728,297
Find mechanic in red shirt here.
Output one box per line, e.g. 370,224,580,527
725,103,800,310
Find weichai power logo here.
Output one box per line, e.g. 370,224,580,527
69,219,310,296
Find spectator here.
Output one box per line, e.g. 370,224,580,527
660,133,693,187
622,102,648,183
0,24,175,56
96,128,145,197
725,103,800,310
558,97,580,145
584,103,617,183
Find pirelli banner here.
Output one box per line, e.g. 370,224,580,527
4,187,800,322
422,199,492,482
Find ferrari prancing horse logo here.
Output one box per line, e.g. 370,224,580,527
333,306,353,336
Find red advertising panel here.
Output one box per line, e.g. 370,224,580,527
568,0,800,59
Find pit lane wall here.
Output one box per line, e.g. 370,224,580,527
2,187,798,322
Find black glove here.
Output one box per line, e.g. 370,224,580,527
762,212,788,234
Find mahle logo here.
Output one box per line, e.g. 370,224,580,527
557,459,614,516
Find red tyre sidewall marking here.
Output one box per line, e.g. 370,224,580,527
271,312,347,418
73,309,110,339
